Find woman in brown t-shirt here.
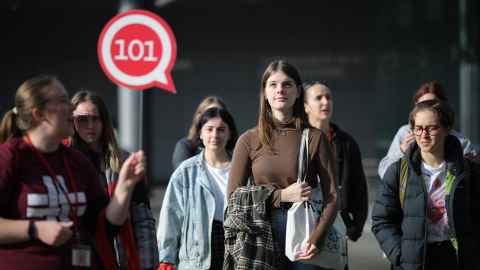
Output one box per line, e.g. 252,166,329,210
227,60,337,270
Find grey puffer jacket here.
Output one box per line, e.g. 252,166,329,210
372,135,480,270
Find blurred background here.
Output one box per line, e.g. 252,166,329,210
1,0,479,185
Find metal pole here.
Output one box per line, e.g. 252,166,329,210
459,0,479,145
118,0,145,152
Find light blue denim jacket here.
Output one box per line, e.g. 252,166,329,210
157,152,218,270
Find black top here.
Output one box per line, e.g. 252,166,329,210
171,137,201,170
330,123,368,241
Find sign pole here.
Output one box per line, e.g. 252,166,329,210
118,0,145,153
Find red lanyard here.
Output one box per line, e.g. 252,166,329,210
327,127,334,144
25,135,80,230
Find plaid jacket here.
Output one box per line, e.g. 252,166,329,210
223,185,277,270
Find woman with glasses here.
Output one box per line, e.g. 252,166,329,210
70,90,158,270
372,99,480,270
0,75,145,270
377,81,476,179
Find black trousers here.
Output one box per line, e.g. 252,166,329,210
390,241,458,270
425,241,458,270
210,220,225,270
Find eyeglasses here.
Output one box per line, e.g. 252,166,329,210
73,115,101,126
413,125,441,136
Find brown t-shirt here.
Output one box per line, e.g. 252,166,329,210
227,122,337,245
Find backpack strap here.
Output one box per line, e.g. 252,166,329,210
399,158,408,209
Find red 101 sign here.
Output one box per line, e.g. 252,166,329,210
98,9,177,93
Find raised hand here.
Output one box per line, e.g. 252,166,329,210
400,131,415,153
117,150,146,192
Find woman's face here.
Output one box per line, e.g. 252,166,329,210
200,116,230,152
413,109,448,155
40,81,74,140
73,101,103,146
416,93,437,103
304,84,333,122
264,71,299,116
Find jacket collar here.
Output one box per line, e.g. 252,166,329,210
406,134,464,176
191,151,214,193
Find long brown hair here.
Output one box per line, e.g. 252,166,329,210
187,96,227,141
257,60,306,151
71,90,122,172
0,75,58,143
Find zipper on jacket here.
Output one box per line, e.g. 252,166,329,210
419,170,429,270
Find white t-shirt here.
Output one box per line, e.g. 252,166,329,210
420,161,450,242
205,161,231,222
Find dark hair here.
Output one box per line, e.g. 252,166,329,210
0,75,59,143
71,90,122,172
412,81,447,105
409,99,454,130
196,107,238,152
257,60,306,151
187,96,227,141
302,81,331,101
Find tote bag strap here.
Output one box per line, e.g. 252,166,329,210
297,128,309,184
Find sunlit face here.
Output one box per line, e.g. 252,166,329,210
416,93,437,103
264,71,299,116
413,110,448,155
304,84,333,122
200,117,230,152
73,101,103,146
41,81,74,140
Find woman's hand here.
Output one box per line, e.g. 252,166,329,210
296,242,318,261
117,150,146,193
280,182,312,202
157,262,175,270
400,132,415,153
36,220,74,247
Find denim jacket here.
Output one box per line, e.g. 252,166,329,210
157,152,218,270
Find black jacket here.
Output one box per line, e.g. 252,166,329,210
330,123,368,241
372,135,480,270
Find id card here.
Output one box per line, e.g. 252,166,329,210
72,244,91,267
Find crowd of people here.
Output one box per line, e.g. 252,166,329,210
0,60,478,270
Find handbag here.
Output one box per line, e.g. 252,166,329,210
284,128,347,270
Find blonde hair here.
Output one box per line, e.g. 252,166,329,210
71,90,122,172
187,96,227,141
0,75,59,143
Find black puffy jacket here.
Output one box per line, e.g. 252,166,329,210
372,135,480,270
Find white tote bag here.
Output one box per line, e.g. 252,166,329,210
285,129,347,270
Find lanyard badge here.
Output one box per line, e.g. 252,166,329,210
72,242,92,267
25,135,92,267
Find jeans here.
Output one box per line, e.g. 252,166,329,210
271,208,333,270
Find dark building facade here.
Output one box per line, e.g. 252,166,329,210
2,0,478,183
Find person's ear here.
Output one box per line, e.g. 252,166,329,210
31,107,44,123
304,102,310,114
